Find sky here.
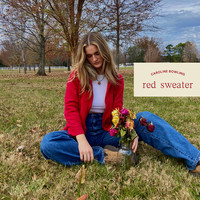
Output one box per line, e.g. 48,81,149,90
141,0,200,51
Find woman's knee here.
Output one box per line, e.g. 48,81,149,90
40,131,59,157
40,134,51,158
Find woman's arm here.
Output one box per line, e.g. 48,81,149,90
64,72,94,162
76,134,94,163
64,73,85,136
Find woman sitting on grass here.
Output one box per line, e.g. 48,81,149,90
40,32,200,176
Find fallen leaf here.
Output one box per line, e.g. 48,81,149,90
33,174,37,181
126,178,131,185
16,124,22,127
17,120,21,123
30,127,37,133
76,194,89,200
76,165,86,184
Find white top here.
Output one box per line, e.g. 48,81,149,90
90,75,108,113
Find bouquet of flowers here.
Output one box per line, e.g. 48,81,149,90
109,108,137,147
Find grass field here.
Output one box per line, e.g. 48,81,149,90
0,68,200,200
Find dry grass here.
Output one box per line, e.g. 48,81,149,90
0,68,200,200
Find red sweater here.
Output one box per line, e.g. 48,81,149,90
63,71,124,136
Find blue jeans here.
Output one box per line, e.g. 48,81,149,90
40,112,200,170
134,111,200,170
40,113,120,166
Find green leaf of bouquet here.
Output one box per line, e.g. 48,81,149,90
120,129,126,137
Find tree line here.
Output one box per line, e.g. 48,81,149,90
0,0,161,75
0,0,199,75
125,37,200,63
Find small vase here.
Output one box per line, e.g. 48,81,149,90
119,145,132,156
119,144,138,169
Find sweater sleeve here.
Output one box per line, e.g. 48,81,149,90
112,74,124,110
64,72,85,136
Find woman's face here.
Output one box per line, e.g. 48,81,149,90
85,44,104,73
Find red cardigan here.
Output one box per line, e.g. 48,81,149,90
63,71,124,136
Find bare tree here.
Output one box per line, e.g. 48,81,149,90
0,0,55,75
144,46,161,62
183,41,200,62
1,39,22,71
46,0,85,66
102,0,161,68
46,0,109,66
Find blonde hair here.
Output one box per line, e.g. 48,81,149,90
73,32,119,95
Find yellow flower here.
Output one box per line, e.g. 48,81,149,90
129,110,136,119
112,109,119,117
112,116,119,127
129,120,135,130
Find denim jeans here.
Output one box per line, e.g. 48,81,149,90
134,111,200,170
40,112,200,170
40,113,120,166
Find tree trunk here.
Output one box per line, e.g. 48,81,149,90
36,2,46,76
24,65,27,74
116,0,120,70
22,49,27,74
71,49,75,68
67,57,71,71
37,35,46,76
49,65,51,73
18,65,20,73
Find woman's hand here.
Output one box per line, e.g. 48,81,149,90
131,136,139,153
76,134,94,163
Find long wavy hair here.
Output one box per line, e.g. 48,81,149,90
73,32,119,95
